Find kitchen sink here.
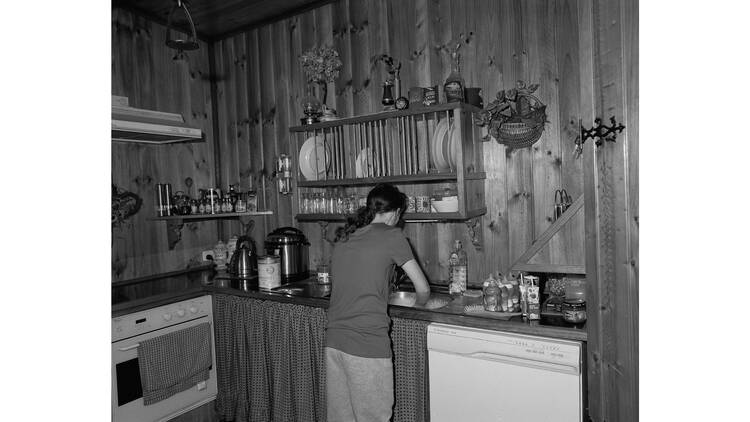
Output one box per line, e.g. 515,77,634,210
388,290,453,309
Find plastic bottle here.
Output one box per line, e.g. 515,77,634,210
448,240,468,294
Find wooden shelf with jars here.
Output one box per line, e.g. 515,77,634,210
290,102,486,222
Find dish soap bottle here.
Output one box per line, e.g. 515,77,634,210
448,240,468,294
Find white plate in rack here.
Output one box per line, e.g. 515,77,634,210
355,147,374,178
299,135,330,181
447,123,459,169
431,119,450,170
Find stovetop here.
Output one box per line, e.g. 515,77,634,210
112,265,217,306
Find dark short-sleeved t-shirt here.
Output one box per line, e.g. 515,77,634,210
325,223,414,358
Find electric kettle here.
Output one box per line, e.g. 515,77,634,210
229,236,257,278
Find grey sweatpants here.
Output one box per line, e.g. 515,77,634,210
326,347,394,422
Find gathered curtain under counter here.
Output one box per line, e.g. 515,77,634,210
212,294,430,422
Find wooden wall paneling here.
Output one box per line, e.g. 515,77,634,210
623,0,639,415
366,0,388,112
432,0,452,88
272,20,295,228
476,0,510,276
332,0,354,118
501,0,534,266
529,0,562,265
587,0,639,420
258,26,281,232
555,0,585,267
413,0,431,89
224,33,252,240
112,9,218,280
349,0,372,115
578,0,601,415
246,30,270,243
214,37,236,241
386,0,415,97
331,0,355,182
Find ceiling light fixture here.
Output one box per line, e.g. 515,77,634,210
165,0,199,60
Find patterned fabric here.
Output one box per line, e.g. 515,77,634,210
391,317,431,422
213,295,430,422
213,294,327,422
137,322,212,405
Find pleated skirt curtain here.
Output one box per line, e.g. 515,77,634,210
213,294,431,422
213,294,327,422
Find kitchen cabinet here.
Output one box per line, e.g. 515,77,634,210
212,294,430,422
290,103,486,222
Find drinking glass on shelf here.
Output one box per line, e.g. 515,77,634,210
314,192,324,214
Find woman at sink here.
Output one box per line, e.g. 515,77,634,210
326,183,430,422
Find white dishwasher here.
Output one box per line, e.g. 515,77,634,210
427,323,583,422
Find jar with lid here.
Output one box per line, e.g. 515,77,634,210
235,193,247,213
562,299,587,324
258,255,281,290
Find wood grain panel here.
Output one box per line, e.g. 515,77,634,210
112,9,218,281
207,0,587,283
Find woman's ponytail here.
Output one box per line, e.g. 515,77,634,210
334,183,406,242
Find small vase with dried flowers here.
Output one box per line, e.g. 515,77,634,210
300,46,343,114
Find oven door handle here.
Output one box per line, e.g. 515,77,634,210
117,343,140,351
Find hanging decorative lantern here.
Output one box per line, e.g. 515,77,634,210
165,0,199,60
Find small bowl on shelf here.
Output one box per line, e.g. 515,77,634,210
431,195,458,213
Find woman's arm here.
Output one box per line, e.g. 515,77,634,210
401,259,431,306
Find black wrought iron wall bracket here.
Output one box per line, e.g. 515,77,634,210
583,116,625,146
572,116,625,158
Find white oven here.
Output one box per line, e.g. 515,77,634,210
112,295,217,422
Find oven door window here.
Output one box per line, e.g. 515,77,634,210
115,357,143,406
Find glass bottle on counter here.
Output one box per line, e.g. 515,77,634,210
448,240,468,294
482,274,501,311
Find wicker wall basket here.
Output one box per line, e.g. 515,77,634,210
495,94,547,149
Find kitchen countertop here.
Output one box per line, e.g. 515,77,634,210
112,267,587,341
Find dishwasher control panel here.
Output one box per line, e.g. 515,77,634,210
427,323,582,368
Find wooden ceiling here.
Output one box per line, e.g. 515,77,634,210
113,0,334,41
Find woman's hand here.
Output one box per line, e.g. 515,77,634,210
401,259,430,306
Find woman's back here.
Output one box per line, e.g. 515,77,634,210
326,223,414,358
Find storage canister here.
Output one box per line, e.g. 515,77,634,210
562,299,587,324
258,255,281,290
